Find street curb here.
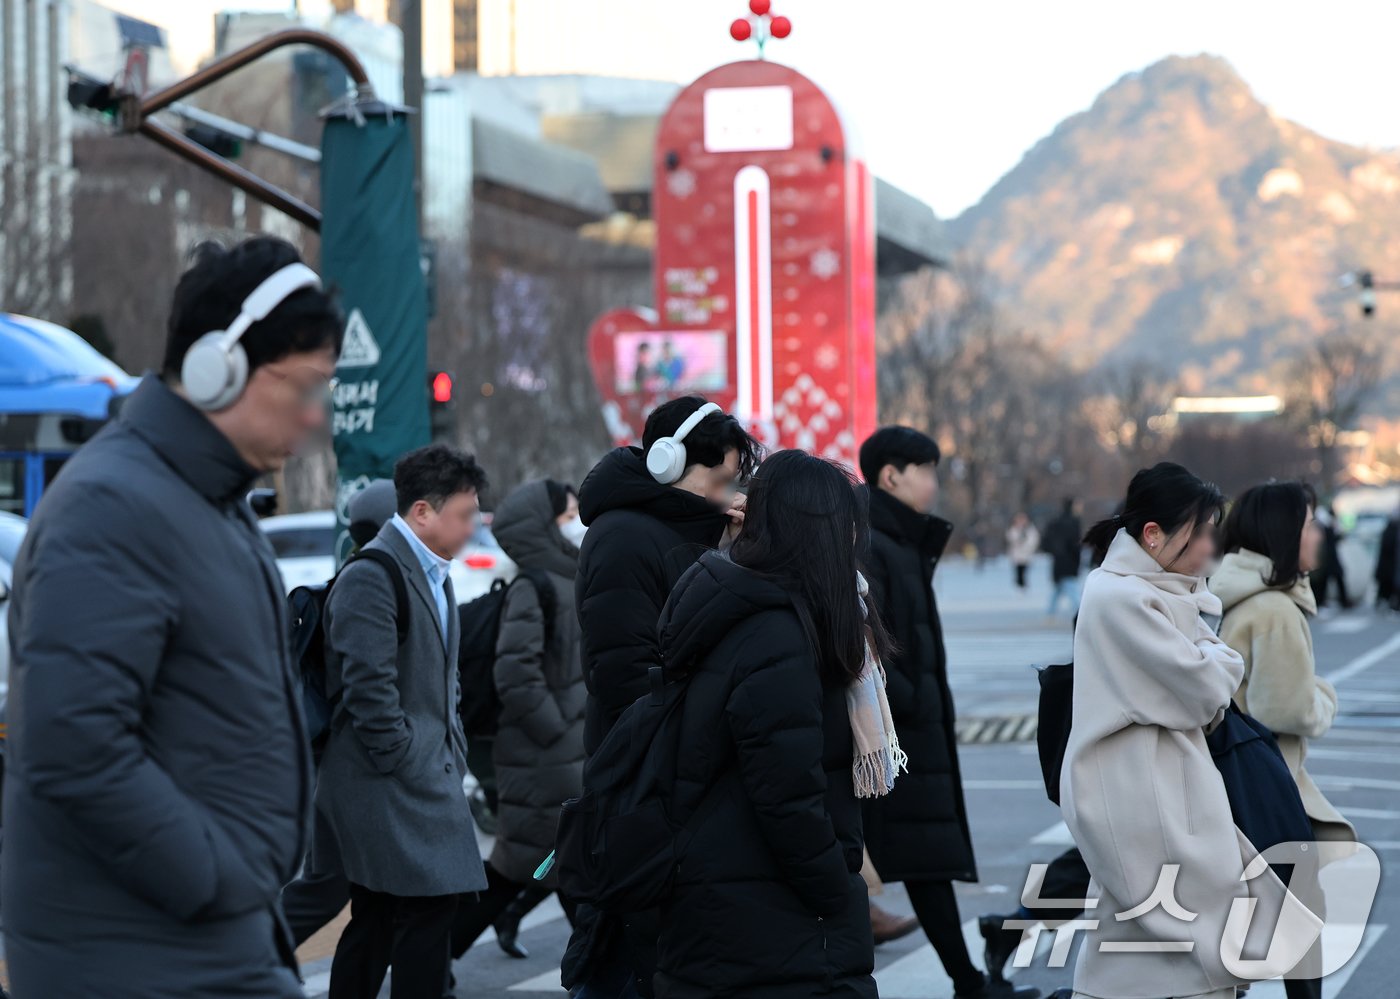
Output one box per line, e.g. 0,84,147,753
956,714,1039,744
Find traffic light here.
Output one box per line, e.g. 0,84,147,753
184,123,242,159
66,71,119,119
428,371,455,440
1359,271,1377,318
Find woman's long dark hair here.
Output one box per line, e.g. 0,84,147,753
728,450,893,686
1084,462,1226,569
1220,481,1316,588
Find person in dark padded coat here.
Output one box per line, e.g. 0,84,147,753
4,237,339,997
566,396,760,998
655,450,893,999
451,478,587,959
858,427,1039,999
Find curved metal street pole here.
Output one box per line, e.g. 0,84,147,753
128,29,378,233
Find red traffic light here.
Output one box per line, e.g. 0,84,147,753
431,371,454,404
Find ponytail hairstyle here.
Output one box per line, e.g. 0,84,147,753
1084,462,1226,569
1220,481,1317,588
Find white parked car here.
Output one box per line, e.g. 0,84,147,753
259,509,515,603
0,511,30,698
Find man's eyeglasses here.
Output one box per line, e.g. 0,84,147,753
262,366,338,408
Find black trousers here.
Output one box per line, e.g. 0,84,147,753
1025,847,1092,924
452,862,579,957
285,866,352,947
1014,563,1030,589
906,880,983,996
329,883,458,999
451,863,521,957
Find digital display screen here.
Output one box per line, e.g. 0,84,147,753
615,331,728,395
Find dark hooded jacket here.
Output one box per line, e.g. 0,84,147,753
651,551,877,999
489,480,586,886
575,447,729,754
860,486,977,883
565,447,729,994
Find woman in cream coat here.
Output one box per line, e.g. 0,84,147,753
1213,482,1355,845
1212,482,1355,999
1062,463,1322,999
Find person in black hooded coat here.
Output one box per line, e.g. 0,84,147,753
566,397,760,997
654,451,882,999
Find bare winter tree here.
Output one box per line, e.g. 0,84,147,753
1087,359,1180,473
430,201,650,503
1284,330,1387,491
877,258,1104,549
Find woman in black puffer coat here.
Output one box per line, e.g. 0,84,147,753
653,450,893,999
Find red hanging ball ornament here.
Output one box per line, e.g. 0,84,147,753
749,0,771,15
769,14,792,38
729,17,752,41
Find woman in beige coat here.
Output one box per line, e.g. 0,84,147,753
1213,483,1356,845
1062,463,1322,999
1214,483,1356,999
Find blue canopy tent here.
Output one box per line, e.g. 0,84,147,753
0,314,138,516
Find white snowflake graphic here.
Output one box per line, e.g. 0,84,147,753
667,169,697,199
810,248,841,280
815,344,840,370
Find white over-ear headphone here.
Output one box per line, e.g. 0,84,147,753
647,402,722,484
180,262,323,412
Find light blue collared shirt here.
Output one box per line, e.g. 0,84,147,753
390,513,451,645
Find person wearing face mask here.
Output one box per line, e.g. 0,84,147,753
1063,463,1320,999
448,479,587,962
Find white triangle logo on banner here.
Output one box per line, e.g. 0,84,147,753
337,308,381,369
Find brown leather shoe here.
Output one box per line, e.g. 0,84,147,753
870,901,920,945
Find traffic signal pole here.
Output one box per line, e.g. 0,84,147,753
73,29,376,233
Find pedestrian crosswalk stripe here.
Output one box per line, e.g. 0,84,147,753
507,969,565,992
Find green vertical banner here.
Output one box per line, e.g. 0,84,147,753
320,107,429,562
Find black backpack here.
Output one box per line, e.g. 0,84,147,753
455,568,557,740
290,548,409,749
552,667,719,914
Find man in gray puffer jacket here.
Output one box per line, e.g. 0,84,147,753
4,237,339,997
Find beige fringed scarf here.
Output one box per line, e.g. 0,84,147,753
850,572,908,798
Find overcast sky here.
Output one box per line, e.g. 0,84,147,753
101,1,1400,219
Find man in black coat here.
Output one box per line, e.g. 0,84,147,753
565,396,760,998
1377,513,1400,609
858,427,1038,999
4,237,339,996
1042,499,1084,619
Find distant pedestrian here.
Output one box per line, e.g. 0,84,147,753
653,450,892,998
565,396,760,998
4,237,340,996
1375,509,1400,609
859,427,1038,999
1042,499,1084,619
1065,463,1316,999
451,479,586,960
1309,504,1351,610
1006,512,1041,591
317,445,489,999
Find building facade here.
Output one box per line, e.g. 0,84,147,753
1,0,75,321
